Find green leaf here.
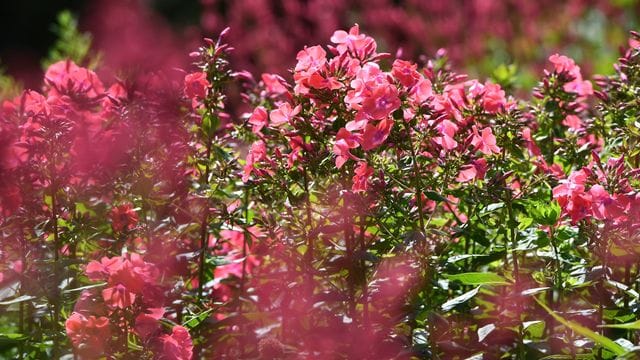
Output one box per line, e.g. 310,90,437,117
534,297,626,356
182,308,214,329
442,286,481,312
600,320,640,330
424,191,447,202
445,272,509,286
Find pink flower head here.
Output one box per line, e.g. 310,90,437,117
110,203,139,232
360,85,400,121
294,45,327,76
409,78,433,105
330,24,377,59
548,54,580,77
456,158,488,182
261,73,288,94
66,312,110,357
243,140,268,182
392,59,421,87
435,120,458,151
184,72,210,100
553,169,592,223
248,106,268,134
333,128,361,168
471,126,501,155
361,118,394,151
269,102,301,127
45,60,104,99
562,114,583,130
156,326,193,360
102,283,136,309
352,161,374,192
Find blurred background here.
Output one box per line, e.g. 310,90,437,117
0,0,639,92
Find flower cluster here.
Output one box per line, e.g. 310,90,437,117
66,254,193,359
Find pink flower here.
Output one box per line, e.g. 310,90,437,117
471,126,501,155
261,73,288,94
553,169,592,223
360,85,400,120
248,106,268,133
66,312,110,357
156,326,193,360
45,60,104,99
269,102,301,127
562,115,583,130
435,120,458,151
361,118,393,151
243,140,268,182
102,283,136,309
110,203,139,232
184,72,210,100
352,162,374,192
589,185,612,220
392,59,421,87
333,128,361,168
330,24,377,58
456,158,488,182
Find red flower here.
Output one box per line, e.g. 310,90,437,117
184,72,210,100
66,312,110,357
45,60,105,99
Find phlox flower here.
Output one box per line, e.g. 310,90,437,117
470,126,500,155
155,326,193,360
66,312,111,357
183,72,210,100
333,128,361,168
248,106,268,134
435,120,458,151
269,102,301,127
352,161,374,192
110,203,139,232
361,118,393,151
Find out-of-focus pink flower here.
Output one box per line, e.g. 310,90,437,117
261,73,288,95
45,60,105,99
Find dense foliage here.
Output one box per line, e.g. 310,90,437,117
3,7,640,360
